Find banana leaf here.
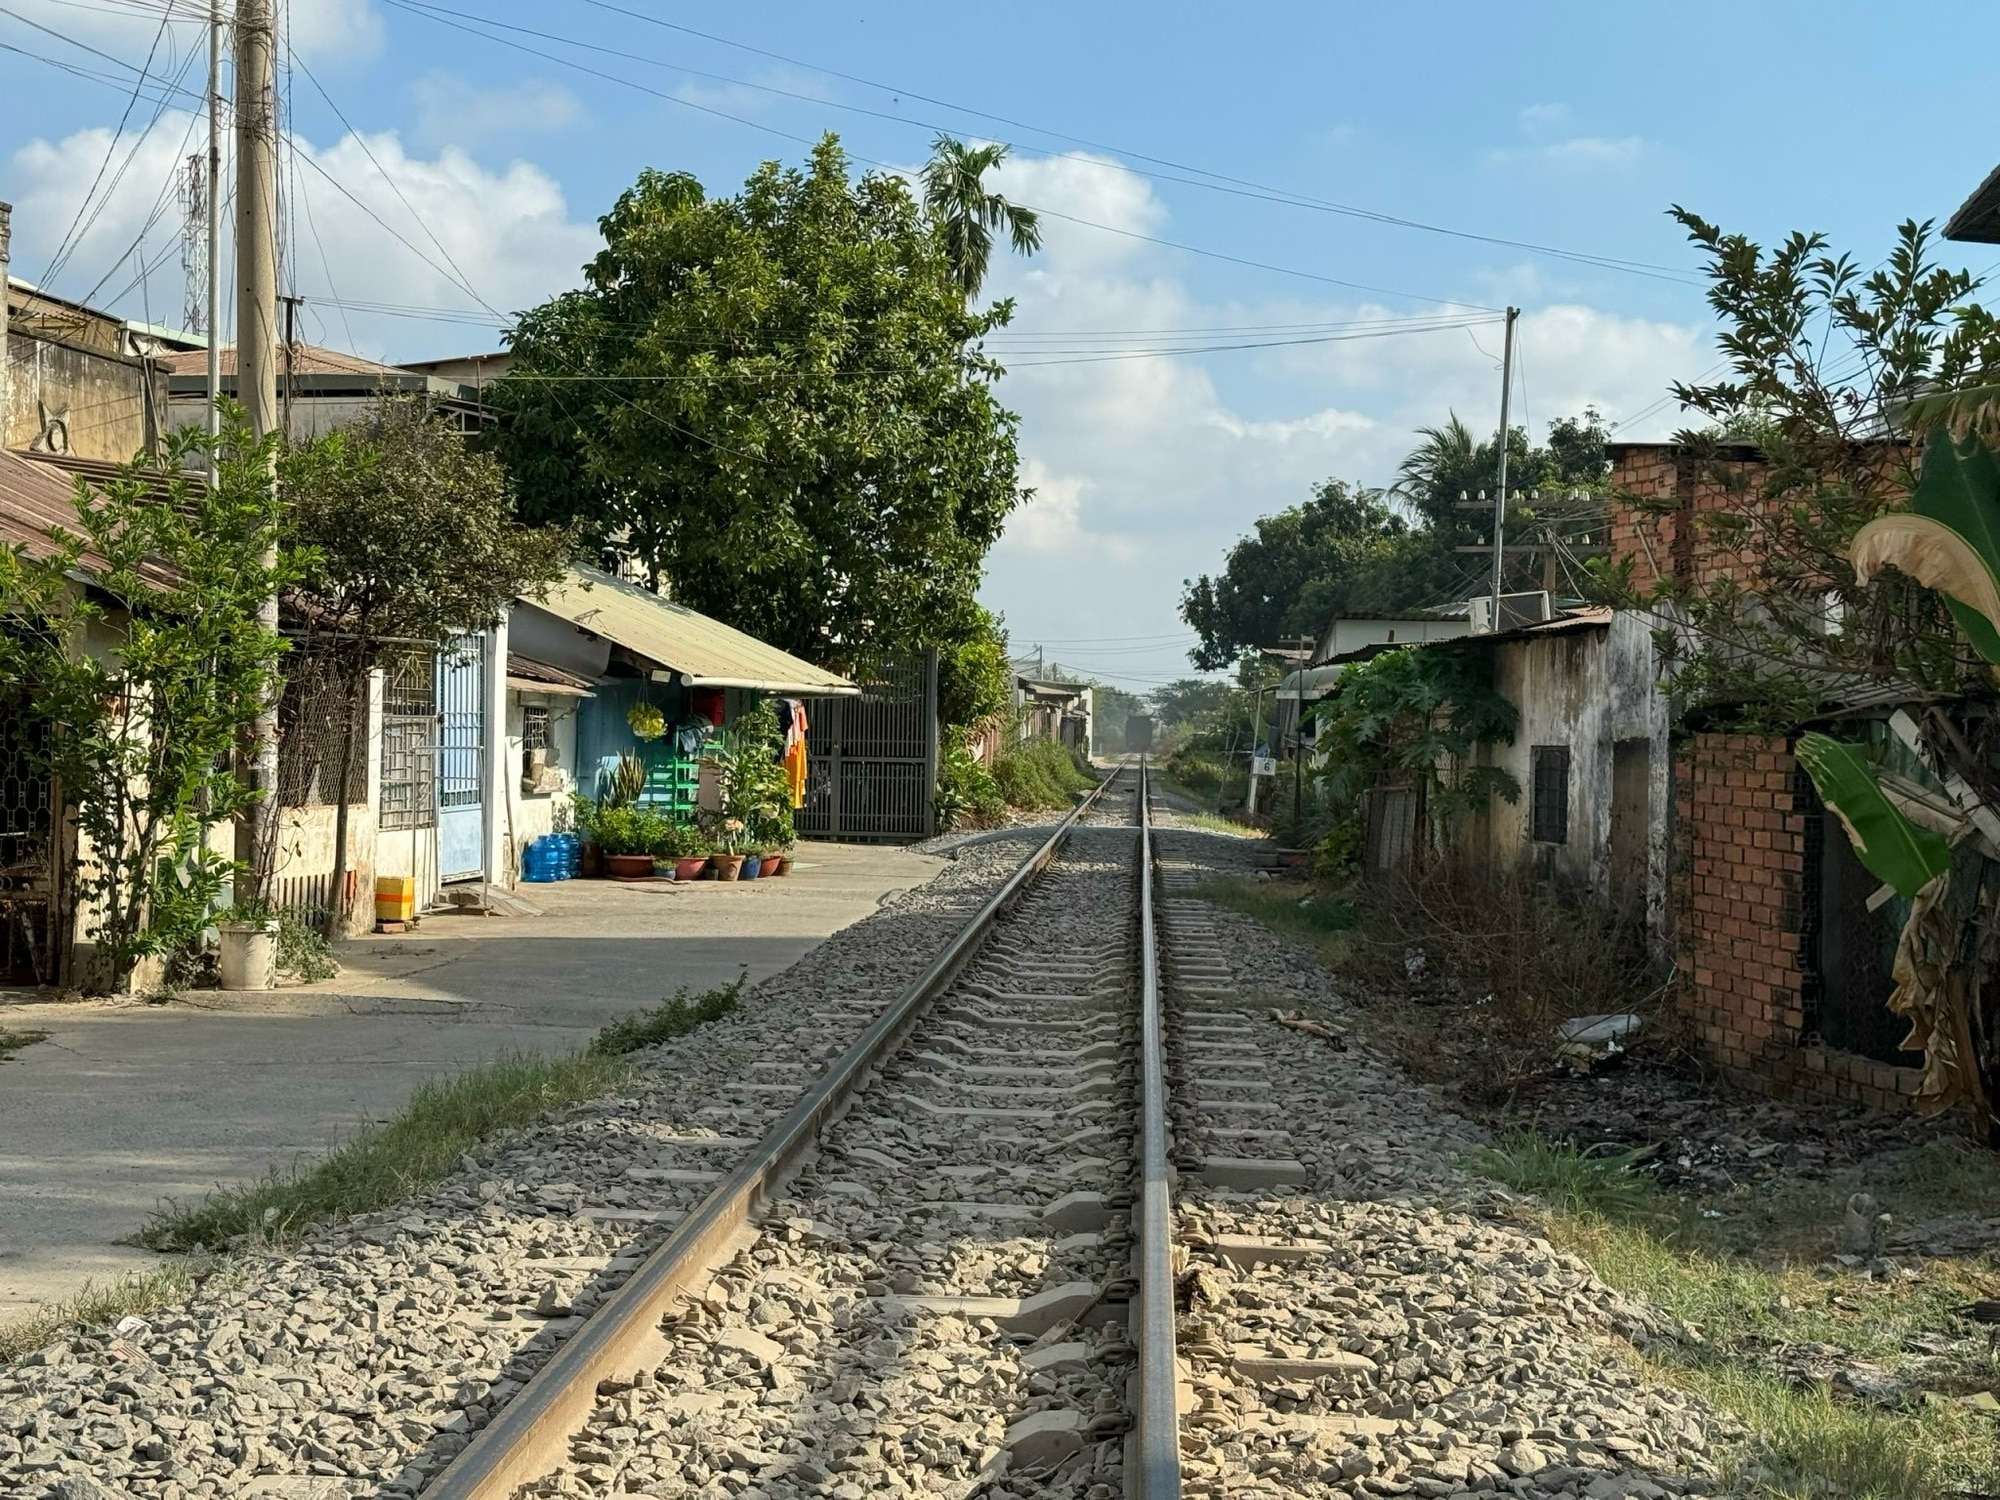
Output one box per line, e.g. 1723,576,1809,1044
1851,428,2000,663
1795,733,1951,898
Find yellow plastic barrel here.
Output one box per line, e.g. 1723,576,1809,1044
375,875,416,923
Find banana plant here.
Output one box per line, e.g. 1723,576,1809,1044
1852,427,2000,665
1793,733,1952,897
1798,426,2000,897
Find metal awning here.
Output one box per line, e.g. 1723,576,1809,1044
505,652,595,698
1276,663,1347,701
523,565,859,696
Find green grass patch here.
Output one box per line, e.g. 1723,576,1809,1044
0,1029,46,1061
1168,809,1265,838
992,738,1097,811
590,970,745,1056
1463,1127,1657,1219
1193,877,1356,938
1462,1130,2000,1499
0,1261,213,1361
138,974,749,1251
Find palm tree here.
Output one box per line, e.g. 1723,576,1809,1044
1392,413,1481,526
921,134,1042,302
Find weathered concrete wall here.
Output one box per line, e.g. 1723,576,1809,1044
1476,612,1672,927
501,689,581,885
166,393,381,444
5,332,158,461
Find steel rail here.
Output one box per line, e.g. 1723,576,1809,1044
424,764,1131,1500
1132,759,1182,1499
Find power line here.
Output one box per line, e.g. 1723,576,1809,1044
557,0,1701,285
36,0,178,289
288,47,500,317
374,0,1495,311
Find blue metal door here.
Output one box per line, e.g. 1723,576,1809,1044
436,634,486,882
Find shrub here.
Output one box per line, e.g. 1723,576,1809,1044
992,737,1096,811
936,741,1005,829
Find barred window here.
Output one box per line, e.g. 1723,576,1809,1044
522,703,550,753
276,650,366,807
1530,745,1570,844
380,655,438,831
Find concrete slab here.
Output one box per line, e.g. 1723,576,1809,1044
0,840,943,1319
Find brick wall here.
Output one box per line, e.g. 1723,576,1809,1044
1675,731,1921,1112
1609,445,1778,595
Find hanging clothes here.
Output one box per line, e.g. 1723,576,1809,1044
780,698,809,808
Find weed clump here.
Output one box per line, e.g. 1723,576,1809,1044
992,739,1096,811
591,971,746,1056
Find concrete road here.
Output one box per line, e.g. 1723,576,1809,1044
0,841,944,1318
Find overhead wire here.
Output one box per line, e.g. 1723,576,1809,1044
555,0,1700,285
373,0,1495,313
37,0,178,289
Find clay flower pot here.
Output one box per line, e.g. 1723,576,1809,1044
770,855,792,876
712,853,747,882
605,853,655,880
674,856,708,881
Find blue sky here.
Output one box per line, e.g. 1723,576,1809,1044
6,0,1999,689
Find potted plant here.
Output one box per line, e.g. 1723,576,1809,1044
705,816,748,881
651,820,706,880
627,700,667,741
597,803,664,879
217,897,280,991
571,793,604,878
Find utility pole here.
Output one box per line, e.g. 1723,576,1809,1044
1489,306,1520,614
280,293,303,442
234,0,280,889
205,2,223,477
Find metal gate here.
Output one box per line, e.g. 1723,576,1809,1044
436,634,486,882
0,698,56,984
796,650,939,843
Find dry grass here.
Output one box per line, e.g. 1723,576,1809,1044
0,1261,222,1362
0,1028,46,1061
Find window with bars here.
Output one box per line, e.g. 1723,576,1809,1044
521,703,550,754
1530,745,1570,844
379,654,438,831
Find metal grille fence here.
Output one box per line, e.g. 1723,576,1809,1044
380,654,438,832
796,650,939,843
0,698,55,984
276,649,366,808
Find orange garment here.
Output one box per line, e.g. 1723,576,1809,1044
783,738,808,809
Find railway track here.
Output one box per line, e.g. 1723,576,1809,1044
426,759,1186,1500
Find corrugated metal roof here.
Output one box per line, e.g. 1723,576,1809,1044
160,342,407,377
0,449,177,589
506,652,595,698
526,566,858,695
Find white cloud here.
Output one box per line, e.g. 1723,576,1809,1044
969,154,1707,686
409,73,581,154
1517,102,1573,135
1484,135,1645,170
6,112,598,356
670,65,839,120
4,0,382,68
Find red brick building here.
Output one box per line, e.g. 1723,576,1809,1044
1608,442,1923,1112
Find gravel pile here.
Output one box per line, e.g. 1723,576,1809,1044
524,830,1145,1500
1154,824,1738,1500
0,834,1046,1500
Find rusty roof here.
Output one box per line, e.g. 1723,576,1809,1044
0,450,179,590
160,342,409,378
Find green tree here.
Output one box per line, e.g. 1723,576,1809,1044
282,397,576,935
491,136,1025,694
1181,479,1419,669
0,418,298,992
1183,412,1613,670
920,134,1042,302
1604,210,2000,1131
